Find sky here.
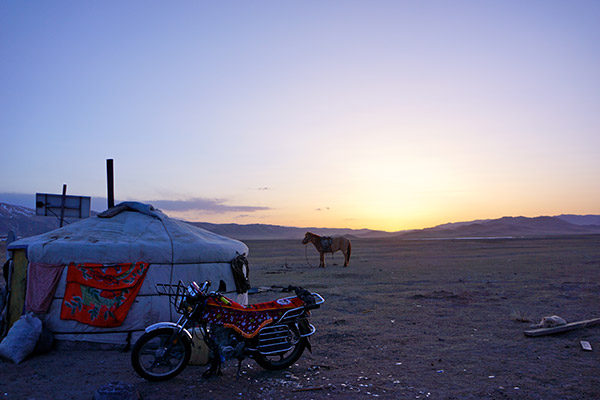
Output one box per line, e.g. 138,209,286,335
1,1,599,232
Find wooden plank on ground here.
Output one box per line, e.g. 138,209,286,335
524,317,600,337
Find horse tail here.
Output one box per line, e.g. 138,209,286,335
347,240,352,261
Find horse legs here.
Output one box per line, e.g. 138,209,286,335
343,244,351,267
319,252,325,268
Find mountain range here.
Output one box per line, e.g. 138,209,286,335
1,202,600,241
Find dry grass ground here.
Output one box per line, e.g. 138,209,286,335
1,235,600,399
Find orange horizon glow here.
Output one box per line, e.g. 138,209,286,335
2,2,599,231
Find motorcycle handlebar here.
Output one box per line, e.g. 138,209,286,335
200,280,211,294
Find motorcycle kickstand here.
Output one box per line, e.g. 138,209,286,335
236,359,243,378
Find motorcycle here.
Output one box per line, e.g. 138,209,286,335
131,280,324,381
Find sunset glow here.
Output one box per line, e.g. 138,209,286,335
1,1,599,231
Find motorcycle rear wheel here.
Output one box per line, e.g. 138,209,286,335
254,338,307,370
131,328,191,381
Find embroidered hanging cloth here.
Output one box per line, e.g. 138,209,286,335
201,295,305,338
61,262,149,327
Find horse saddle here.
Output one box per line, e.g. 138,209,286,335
320,236,333,252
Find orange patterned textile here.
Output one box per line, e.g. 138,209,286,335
60,262,149,327
202,295,305,338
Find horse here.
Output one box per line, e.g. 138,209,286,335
302,232,352,268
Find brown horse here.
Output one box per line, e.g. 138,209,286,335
302,232,352,268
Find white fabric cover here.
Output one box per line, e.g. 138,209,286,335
11,205,247,265
7,203,249,344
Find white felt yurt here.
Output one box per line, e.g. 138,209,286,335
4,202,248,345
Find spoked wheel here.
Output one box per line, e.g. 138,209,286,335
254,335,307,370
131,328,192,381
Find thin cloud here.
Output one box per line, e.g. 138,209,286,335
149,198,270,214
0,193,270,215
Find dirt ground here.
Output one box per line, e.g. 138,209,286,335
1,235,599,399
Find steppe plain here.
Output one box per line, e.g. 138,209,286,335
1,235,599,399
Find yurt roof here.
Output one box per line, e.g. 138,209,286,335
7,202,248,265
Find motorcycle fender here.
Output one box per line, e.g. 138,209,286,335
145,322,193,342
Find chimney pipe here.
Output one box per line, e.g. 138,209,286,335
107,159,114,209
59,184,67,227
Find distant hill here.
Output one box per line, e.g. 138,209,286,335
396,216,600,239
0,202,393,240
555,214,600,226
186,222,394,240
0,202,62,238
0,202,97,239
1,202,599,241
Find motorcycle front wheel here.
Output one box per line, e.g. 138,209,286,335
254,338,307,370
131,328,192,381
